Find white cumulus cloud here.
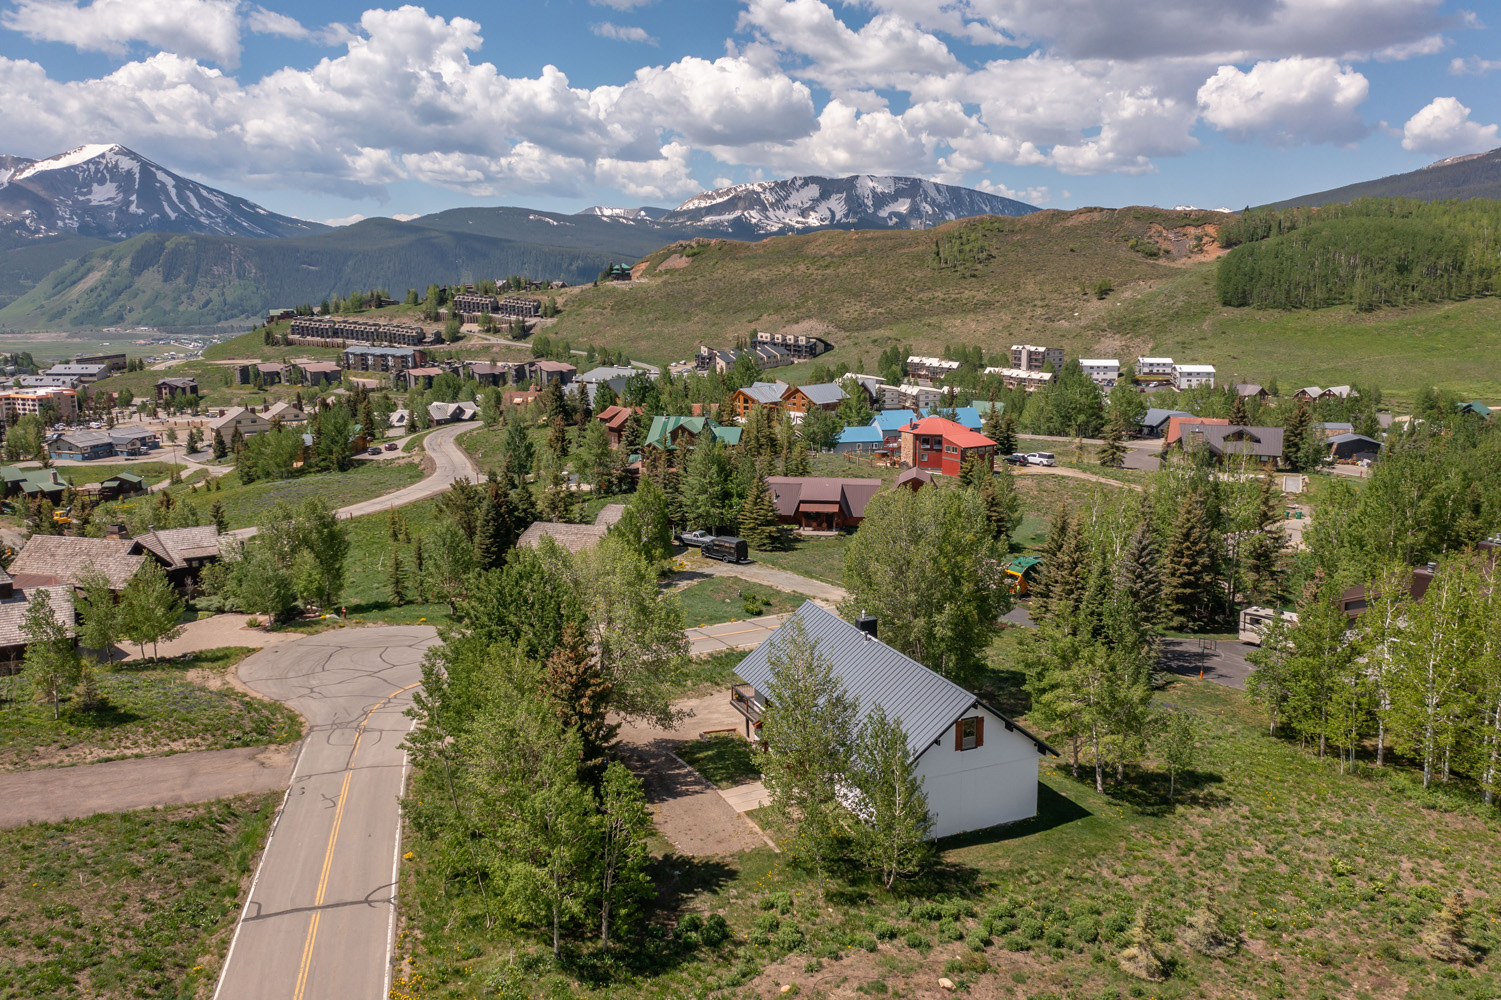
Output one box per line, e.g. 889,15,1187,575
1401,96,1500,153
2,0,242,66
590,22,657,45
1197,57,1370,145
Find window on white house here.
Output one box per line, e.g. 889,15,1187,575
959,717,980,750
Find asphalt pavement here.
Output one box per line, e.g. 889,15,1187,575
214,626,438,1000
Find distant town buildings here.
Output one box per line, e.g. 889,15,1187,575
1079,359,1120,386
905,356,962,381
1009,344,1064,372
289,316,437,347
1172,364,1217,390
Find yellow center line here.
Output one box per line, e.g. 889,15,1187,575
288,682,420,1000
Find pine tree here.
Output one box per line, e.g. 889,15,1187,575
1117,513,1163,618
994,412,1018,455
1423,890,1477,964
474,495,513,571
209,499,229,534
781,440,811,477
541,623,618,776
1097,410,1128,467
1243,474,1286,603
1161,492,1218,629
737,473,782,550
1230,392,1249,425
976,468,1021,544
1283,399,1313,471
230,425,245,457
388,548,406,605
1031,507,1072,614
547,415,570,460
1036,510,1086,624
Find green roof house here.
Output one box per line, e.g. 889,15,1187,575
643,416,742,451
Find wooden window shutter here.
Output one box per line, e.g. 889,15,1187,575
954,722,964,752
976,716,984,748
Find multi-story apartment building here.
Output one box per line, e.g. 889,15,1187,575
0,387,78,423
984,367,1055,392
1173,364,1217,390
340,345,428,374
1079,359,1121,386
905,356,962,381
1135,357,1176,379
756,329,831,359
1009,345,1064,372
289,316,436,347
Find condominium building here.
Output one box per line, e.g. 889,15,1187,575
1136,357,1176,378
906,356,962,381
1173,364,1217,390
1079,359,1121,386
984,367,1055,392
1009,345,1064,372
0,387,78,423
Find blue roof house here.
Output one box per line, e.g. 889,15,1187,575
833,425,885,453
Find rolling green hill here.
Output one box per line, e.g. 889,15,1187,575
1268,147,1501,209
540,205,1501,401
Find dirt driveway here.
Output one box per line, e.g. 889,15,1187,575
616,692,769,857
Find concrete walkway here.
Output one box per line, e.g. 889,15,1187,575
0,744,297,829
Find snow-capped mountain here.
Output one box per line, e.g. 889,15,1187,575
659,175,1038,234
575,205,670,222
0,144,325,241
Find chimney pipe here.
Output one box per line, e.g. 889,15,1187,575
856,612,878,640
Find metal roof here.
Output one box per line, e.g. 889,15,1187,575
836,426,884,444
1140,407,1191,428
870,409,918,431
737,382,789,405
735,602,1056,759
795,382,848,406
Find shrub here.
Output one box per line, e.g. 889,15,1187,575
1102,911,1131,940
1044,926,1067,948
754,913,780,935
937,919,963,942
872,921,898,940
774,925,807,953
965,928,991,952
912,902,944,922
700,914,730,948
1021,918,1045,940
1072,916,1101,943
1004,935,1030,951
678,914,702,934
903,931,928,950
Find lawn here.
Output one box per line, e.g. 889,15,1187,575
675,734,763,789
158,459,424,528
389,606,1501,1000
51,461,176,487
673,575,807,627
0,647,302,770
335,497,454,626
749,532,851,586
0,794,278,999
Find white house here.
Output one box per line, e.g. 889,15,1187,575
1173,364,1217,390
1136,356,1175,377
731,602,1057,839
893,383,945,410
1079,359,1120,386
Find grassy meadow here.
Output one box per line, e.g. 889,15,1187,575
0,795,278,1000
531,206,1501,403
673,575,808,627
0,647,302,771
153,459,423,529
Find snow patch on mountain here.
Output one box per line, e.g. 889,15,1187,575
662,175,1038,234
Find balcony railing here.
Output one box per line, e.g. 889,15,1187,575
730,683,763,722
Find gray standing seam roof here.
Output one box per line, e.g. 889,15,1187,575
735,602,1056,760
796,382,848,406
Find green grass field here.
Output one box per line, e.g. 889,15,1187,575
747,533,851,586
159,459,423,529
0,647,302,771
0,794,277,999
0,460,176,488
675,734,763,789
392,665,1501,1000
673,576,807,627
337,497,454,626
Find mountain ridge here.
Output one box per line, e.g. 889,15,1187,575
1267,146,1501,209
0,144,327,242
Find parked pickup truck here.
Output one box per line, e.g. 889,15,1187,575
677,529,714,547
1026,452,1056,467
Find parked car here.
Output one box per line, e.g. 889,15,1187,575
1026,452,1056,467
1003,453,1029,466
702,536,749,564
677,529,714,547
384,442,398,451
367,446,382,455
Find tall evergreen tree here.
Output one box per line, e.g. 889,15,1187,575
1097,410,1128,467
737,473,782,550
541,622,618,779
1116,512,1163,618
1161,492,1218,629
388,548,407,605
1283,399,1313,471
1230,392,1249,425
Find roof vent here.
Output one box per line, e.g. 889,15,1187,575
856,613,878,640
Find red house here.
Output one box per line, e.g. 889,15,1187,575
898,416,997,477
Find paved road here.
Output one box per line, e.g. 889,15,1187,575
685,613,793,655
0,744,297,829
1159,637,1255,690
215,626,437,1000
227,423,477,541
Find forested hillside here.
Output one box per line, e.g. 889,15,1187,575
1267,146,1501,208
0,218,635,330
1215,198,1501,310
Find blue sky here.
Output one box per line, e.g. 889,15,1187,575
2,0,1498,224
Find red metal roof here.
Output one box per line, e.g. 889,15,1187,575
901,416,996,449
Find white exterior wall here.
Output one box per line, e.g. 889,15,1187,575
912,705,1042,838
1173,365,1217,390
1137,357,1175,376
1079,359,1120,385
